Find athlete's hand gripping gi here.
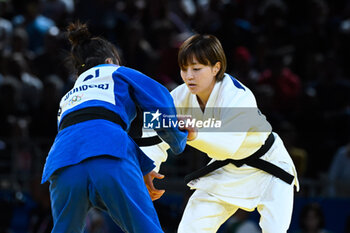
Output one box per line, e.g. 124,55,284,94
141,116,197,201
144,170,165,201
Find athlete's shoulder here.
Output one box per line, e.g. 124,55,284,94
223,73,247,91
114,66,158,82
220,73,257,107
112,65,141,76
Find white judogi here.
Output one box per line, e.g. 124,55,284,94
142,74,299,233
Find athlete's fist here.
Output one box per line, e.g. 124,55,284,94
143,170,165,201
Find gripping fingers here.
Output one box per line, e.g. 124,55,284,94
144,171,166,201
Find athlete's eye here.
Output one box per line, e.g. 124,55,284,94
193,68,201,71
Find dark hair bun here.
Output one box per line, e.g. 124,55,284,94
67,21,91,46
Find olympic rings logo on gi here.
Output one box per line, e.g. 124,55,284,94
68,94,84,106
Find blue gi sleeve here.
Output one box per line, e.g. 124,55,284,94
114,66,188,155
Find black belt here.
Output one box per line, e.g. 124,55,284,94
59,107,162,147
133,136,162,147
184,133,294,185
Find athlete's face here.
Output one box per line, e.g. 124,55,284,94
180,57,220,103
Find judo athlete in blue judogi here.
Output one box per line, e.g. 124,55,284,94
41,22,188,233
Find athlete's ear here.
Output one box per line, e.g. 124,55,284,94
105,57,114,64
213,62,221,75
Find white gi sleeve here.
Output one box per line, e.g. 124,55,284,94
140,130,170,172
186,109,249,161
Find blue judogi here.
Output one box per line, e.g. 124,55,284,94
42,64,187,233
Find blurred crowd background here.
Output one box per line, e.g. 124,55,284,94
1,0,350,232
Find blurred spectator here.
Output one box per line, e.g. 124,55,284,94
255,0,293,69
84,209,111,233
31,26,69,81
327,141,350,197
170,0,195,33
5,53,43,112
141,0,172,32
27,175,52,233
292,203,333,233
74,0,127,43
0,139,12,177
253,84,278,123
0,0,13,54
258,47,301,116
291,0,332,83
119,20,158,78
299,54,350,177
0,76,23,138
191,0,223,35
8,184,37,233
29,74,64,139
12,0,55,54
10,27,35,62
222,209,260,233
41,0,70,28
150,19,183,88
306,54,350,117
140,0,191,88
278,120,308,179
0,178,14,232
230,46,260,91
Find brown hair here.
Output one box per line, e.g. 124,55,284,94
66,21,121,76
178,34,227,81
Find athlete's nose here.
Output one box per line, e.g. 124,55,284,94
185,70,194,80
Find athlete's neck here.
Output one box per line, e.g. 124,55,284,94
196,83,215,112
196,96,206,112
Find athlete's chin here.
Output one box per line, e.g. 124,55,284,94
187,85,198,94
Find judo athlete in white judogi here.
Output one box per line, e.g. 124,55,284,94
141,34,299,233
